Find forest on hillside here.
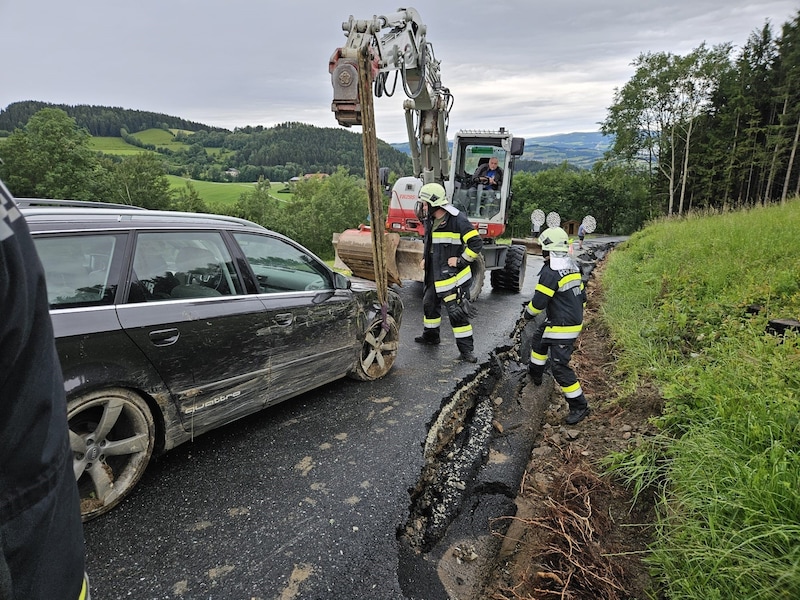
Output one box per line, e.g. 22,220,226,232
0,102,412,182
0,101,226,136
602,10,800,212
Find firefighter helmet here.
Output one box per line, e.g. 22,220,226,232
418,182,448,207
539,227,571,253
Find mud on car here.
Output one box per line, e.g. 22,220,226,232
19,200,403,521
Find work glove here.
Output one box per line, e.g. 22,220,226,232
444,287,471,322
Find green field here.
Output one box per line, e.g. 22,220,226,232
167,176,291,207
89,136,154,155
88,129,292,208
130,128,191,152
92,128,231,161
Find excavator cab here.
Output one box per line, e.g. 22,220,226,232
447,130,523,241
451,146,507,221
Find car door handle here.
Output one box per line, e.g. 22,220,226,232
273,313,294,327
149,328,180,346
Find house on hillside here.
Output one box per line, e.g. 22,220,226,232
289,173,329,184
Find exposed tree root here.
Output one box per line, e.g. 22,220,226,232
491,447,632,600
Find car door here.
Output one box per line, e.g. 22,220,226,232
231,232,359,405
33,231,171,397
116,230,271,434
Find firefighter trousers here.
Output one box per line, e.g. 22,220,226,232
421,282,474,354
529,333,587,410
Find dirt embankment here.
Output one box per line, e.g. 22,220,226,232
483,262,665,600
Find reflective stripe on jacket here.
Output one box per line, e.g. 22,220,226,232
525,261,585,341
423,207,483,297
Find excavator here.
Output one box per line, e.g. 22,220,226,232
329,7,527,300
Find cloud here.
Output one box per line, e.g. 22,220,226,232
0,0,796,142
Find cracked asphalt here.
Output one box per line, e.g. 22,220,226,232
82,255,545,600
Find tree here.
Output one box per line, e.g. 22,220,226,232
0,108,102,199
602,45,732,215
775,12,800,203
172,181,208,213
230,178,279,225
289,169,369,258
106,153,173,209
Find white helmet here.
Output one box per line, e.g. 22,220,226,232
539,227,571,253
418,183,448,207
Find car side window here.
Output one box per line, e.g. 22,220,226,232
34,234,121,308
127,231,240,302
233,233,332,293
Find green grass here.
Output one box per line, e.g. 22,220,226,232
89,136,155,155
167,176,291,207
90,131,291,209
130,128,189,152
600,200,800,599
91,129,201,155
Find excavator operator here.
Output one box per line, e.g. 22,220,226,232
473,156,503,190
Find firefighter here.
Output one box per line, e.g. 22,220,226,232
523,226,589,424
414,182,483,363
0,179,90,599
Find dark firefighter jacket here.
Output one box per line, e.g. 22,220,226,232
423,204,483,298
524,258,586,342
0,180,88,600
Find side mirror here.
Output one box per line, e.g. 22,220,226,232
511,137,525,156
333,272,351,290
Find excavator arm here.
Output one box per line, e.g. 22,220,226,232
329,7,452,185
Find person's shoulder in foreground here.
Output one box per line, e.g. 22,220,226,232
0,180,89,600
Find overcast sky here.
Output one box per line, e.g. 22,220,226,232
1,1,797,143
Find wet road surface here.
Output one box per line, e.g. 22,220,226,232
83,257,545,600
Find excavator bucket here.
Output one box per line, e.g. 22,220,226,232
393,237,425,282
333,228,424,285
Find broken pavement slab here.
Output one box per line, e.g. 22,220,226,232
397,350,552,600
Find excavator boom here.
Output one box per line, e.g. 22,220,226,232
329,8,527,301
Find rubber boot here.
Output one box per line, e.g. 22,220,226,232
414,331,440,345
456,338,477,363
565,394,589,424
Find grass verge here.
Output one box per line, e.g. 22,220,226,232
600,200,800,599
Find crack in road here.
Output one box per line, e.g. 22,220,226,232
395,242,618,599
400,350,515,554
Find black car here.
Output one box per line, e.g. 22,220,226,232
19,200,403,521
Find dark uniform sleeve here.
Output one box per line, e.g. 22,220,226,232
0,181,87,600
457,212,483,267
524,265,557,318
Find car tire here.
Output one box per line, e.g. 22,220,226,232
68,388,155,522
349,315,400,381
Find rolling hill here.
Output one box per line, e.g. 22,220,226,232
390,131,612,169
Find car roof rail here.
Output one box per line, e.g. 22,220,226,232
14,198,148,210
20,203,267,231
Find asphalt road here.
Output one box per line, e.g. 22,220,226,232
82,255,544,600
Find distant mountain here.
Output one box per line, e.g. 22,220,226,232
390,131,612,169
0,100,228,136
523,132,612,169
